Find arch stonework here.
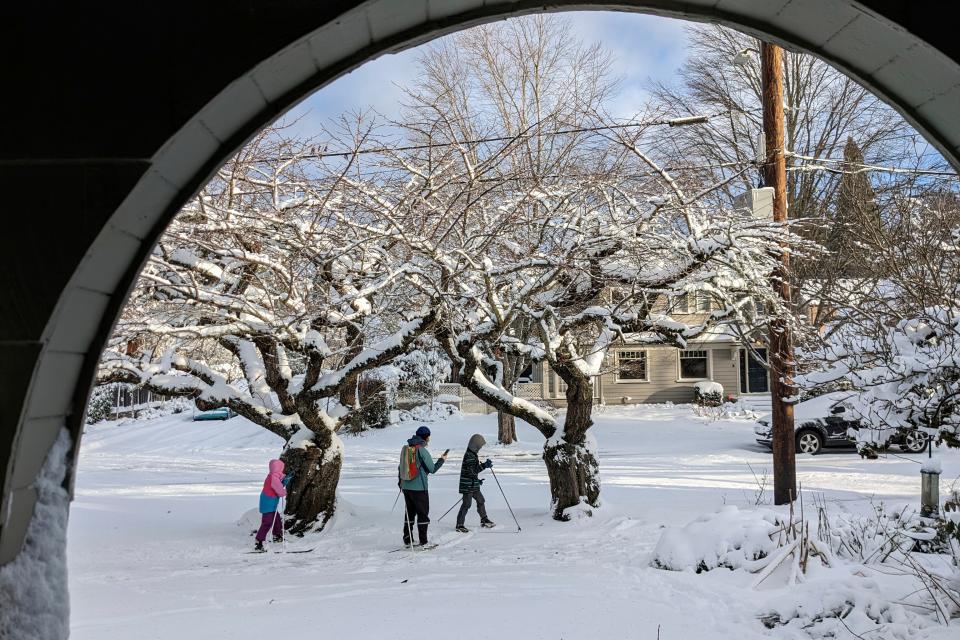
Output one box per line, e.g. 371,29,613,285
1,0,958,614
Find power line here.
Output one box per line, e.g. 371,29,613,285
271,111,735,161
787,152,958,178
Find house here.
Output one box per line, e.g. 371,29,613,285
484,188,774,409
527,291,771,407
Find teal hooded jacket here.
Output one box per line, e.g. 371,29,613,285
399,436,444,491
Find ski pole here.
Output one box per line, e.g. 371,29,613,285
436,496,463,523
391,488,402,513
280,496,287,554
490,467,521,532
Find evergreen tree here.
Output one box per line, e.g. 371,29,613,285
825,137,881,276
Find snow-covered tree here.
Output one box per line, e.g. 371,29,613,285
309,15,810,519
401,15,615,446
98,128,435,533
798,199,960,451
337,111,809,518
396,339,450,405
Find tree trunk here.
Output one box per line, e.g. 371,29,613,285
543,438,599,520
543,376,599,520
280,434,342,534
497,411,517,444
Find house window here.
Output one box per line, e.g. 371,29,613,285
673,293,690,314
616,350,648,382
679,349,709,380
695,292,712,312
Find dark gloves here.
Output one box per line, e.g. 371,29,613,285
479,478,485,485
483,459,493,469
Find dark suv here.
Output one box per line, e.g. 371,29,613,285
753,392,929,455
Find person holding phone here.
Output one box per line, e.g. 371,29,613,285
398,426,448,547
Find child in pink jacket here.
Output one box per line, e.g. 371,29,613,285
254,459,293,552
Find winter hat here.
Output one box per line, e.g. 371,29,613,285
467,433,486,453
415,426,431,439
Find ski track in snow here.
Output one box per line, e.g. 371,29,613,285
68,406,960,639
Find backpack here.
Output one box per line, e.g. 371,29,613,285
399,444,422,482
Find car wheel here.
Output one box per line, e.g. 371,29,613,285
900,430,929,454
796,430,823,455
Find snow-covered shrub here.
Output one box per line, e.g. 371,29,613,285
818,502,916,563
85,384,118,423
757,577,915,637
694,381,723,408
397,402,460,423
940,485,960,557
652,506,781,572
396,341,450,404
346,366,400,432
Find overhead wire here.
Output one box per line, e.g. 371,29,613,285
243,105,956,180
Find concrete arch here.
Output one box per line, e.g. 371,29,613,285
1,0,959,613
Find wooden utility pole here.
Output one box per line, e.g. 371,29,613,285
760,41,797,505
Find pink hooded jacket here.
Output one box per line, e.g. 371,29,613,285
261,459,287,498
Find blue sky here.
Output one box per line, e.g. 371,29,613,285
279,11,691,138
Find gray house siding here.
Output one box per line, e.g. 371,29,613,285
600,344,740,405
533,342,749,406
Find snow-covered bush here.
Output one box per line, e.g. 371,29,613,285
85,384,119,423
397,402,460,423
345,366,399,433
396,342,450,404
652,506,782,572
694,381,723,408
817,502,917,563
757,577,915,637
940,486,960,557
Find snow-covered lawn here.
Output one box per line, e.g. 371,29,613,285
68,405,960,639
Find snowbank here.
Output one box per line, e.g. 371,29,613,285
652,506,780,572
0,429,72,640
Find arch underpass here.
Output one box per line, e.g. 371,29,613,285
2,0,960,632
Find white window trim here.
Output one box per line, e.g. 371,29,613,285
676,348,712,382
614,349,649,383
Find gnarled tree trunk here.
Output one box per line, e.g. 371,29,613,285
281,433,342,534
543,374,599,520
543,438,599,520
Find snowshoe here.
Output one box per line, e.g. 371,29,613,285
480,520,496,528
455,525,470,533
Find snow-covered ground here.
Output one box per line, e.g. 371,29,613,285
68,405,960,639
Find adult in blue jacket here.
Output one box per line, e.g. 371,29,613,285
399,426,447,546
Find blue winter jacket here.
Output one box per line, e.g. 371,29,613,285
399,436,444,491
259,473,293,513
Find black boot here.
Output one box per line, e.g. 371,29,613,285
272,535,283,544
455,525,470,533
481,520,496,528
254,540,265,552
